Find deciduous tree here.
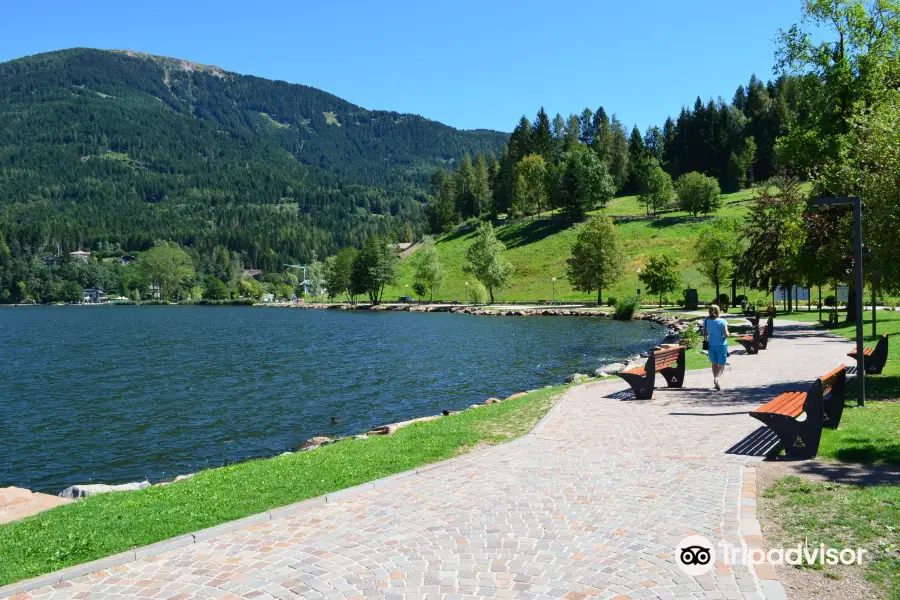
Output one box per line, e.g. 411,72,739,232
351,236,398,305
513,154,548,218
565,213,625,304
696,219,743,303
675,172,723,217
636,159,675,216
639,254,682,307
136,242,195,301
463,222,513,304
412,236,446,302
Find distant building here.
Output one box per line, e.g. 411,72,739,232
119,254,136,265
243,269,263,279
83,288,106,303
394,242,413,252
43,255,59,266
69,250,91,263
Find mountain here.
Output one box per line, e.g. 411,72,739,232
0,48,506,270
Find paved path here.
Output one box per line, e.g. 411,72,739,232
12,322,854,600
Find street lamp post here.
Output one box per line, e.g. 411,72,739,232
813,196,865,407
636,268,642,308
551,277,556,305
465,281,469,304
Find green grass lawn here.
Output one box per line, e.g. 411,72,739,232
819,401,900,464
778,308,900,399
384,189,769,303
762,477,899,599
760,309,900,599
0,385,562,587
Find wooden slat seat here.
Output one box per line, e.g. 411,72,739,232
751,391,806,418
748,365,847,458
847,332,888,374
616,346,686,400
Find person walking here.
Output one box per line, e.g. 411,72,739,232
703,304,730,390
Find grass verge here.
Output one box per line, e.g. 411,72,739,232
0,385,563,586
762,477,899,599
819,401,900,464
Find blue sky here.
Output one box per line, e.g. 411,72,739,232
0,1,803,133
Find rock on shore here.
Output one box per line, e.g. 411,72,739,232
59,480,150,499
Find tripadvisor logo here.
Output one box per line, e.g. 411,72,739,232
675,535,867,576
676,535,715,576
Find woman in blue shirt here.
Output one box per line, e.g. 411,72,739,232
703,305,730,391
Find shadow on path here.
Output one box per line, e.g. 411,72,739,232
726,426,781,457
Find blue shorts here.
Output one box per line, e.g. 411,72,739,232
708,344,729,365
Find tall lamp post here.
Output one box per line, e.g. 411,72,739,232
636,268,642,308
813,196,865,407
465,281,469,304
551,277,556,305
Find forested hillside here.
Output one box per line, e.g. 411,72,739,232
0,48,506,273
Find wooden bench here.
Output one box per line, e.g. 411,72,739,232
736,324,770,354
749,366,847,458
847,332,889,374
616,346,686,400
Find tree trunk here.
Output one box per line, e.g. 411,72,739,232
488,286,494,304
430,287,434,303
818,285,822,322
787,285,793,313
715,282,720,306
846,283,857,323
731,278,737,306
597,287,602,305
807,286,811,312
659,293,662,308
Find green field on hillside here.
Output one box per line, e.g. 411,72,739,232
385,189,765,303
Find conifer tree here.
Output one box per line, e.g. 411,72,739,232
579,108,594,146
471,153,492,218
564,114,581,150
509,116,534,163
552,113,567,156
454,154,475,218
609,116,630,191
531,108,554,162
591,107,611,162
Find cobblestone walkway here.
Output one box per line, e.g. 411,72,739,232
14,321,853,600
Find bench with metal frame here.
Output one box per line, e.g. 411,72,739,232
749,366,847,458
616,346,686,400
847,332,888,374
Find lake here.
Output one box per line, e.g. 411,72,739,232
0,307,665,493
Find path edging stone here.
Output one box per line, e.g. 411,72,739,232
740,465,788,600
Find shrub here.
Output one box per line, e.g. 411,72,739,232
717,293,730,306
613,296,639,320
470,282,489,304
734,295,747,305
680,324,700,349
824,295,837,307
606,296,617,307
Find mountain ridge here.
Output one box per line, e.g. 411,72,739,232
0,47,507,270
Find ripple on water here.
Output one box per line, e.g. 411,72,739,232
0,306,665,493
